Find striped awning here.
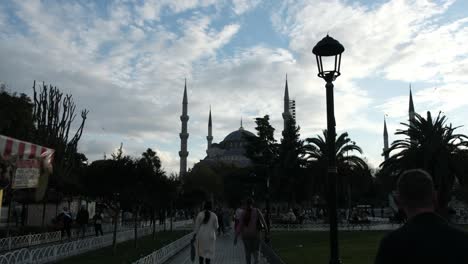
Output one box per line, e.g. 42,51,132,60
0,134,54,165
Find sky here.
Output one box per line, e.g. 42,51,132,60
1,0,468,174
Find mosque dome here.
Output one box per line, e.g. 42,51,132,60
223,127,255,142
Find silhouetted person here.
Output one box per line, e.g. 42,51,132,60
216,207,225,235
76,206,89,238
235,198,268,264
57,207,72,240
194,201,218,264
374,169,468,264
93,211,104,236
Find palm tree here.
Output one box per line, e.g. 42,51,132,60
381,111,468,215
304,130,369,207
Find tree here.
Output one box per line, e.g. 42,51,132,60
277,117,305,204
381,111,468,215
246,115,279,166
0,86,35,141
184,162,223,200
31,81,89,200
136,148,169,240
85,144,134,254
304,130,369,207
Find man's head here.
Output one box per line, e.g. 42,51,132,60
397,169,436,215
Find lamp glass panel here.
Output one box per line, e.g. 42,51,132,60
320,56,337,73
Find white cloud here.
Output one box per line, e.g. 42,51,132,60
383,17,468,82
232,0,261,15
2,0,468,174
269,0,468,169
0,0,241,173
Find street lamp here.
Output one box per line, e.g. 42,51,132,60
312,34,345,264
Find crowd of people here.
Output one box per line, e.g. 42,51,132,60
55,206,104,240
190,169,468,264
46,168,468,263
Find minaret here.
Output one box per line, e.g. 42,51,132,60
207,107,213,150
383,116,389,161
409,84,416,144
282,74,291,135
179,79,189,177
409,84,415,124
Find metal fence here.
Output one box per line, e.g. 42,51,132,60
0,220,193,264
0,219,193,253
270,219,468,232
270,221,402,231
0,223,130,252
132,232,193,264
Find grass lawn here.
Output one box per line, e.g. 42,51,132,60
58,230,189,264
271,230,388,264
272,225,468,264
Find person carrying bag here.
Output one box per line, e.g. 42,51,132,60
193,201,219,264
234,198,268,264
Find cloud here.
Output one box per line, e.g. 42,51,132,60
135,0,218,22
0,0,241,173
2,0,468,174
383,17,468,82
232,0,261,15
268,0,468,168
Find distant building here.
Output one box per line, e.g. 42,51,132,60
204,119,255,167
179,75,294,170
382,84,415,161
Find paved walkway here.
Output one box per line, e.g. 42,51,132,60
165,231,267,264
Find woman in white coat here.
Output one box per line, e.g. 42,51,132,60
194,201,219,264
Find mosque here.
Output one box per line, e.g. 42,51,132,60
178,77,415,177
178,77,296,176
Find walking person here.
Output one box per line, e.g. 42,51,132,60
193,201,218,264
57,207,72,240
93,210,104,236
76,205,89,238
234,202,243,233
374,169,468,264
235,198,268,264
216,207,225,235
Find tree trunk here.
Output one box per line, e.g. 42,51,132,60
170,205,173,231
41,200,47,228
21,203,27,227
152,208,156,240
163,209,167,231
6,196,12,237
133,206,138,249
112,209,119,255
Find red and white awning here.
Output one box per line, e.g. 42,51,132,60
0,135,54,165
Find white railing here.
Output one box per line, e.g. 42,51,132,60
0,223,133,252
270,222,400,231
0,232,61,252
0,220,193,264
132,232,193,264
0,218,195,253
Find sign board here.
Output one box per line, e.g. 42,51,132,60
13,159,41,189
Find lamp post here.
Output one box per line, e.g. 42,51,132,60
312,35,345,264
